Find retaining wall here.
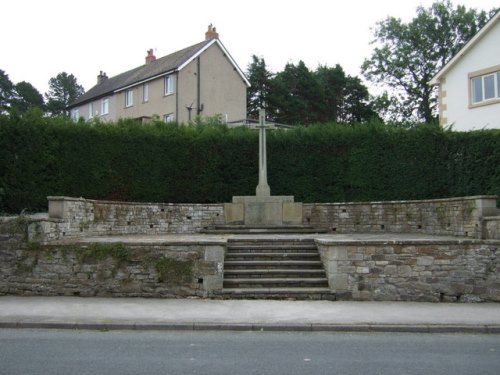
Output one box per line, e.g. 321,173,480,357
317,239,500,302
0,234,224,298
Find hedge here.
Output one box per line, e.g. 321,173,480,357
0,114,499,213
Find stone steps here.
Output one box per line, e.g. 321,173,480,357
221,238,333,300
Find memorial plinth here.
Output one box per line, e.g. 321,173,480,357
225,109,303,226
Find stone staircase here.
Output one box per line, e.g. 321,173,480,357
221,238,334,300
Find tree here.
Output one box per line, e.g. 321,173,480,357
315,65,377,124
246,55,274,119
45,72,84,116
362,1,495,122
0,69,14,113
272,61,324,125
10,81,45,114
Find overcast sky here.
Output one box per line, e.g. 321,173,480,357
1,0,498,95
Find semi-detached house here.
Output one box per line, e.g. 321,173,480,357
68,25,250,123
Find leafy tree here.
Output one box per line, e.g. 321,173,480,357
362,1,495,122
0,70,14,113
246,55,274,119
45,72,84,116
10,81,45,114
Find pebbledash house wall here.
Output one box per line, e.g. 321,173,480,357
27,195,500,242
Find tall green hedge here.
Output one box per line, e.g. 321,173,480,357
0,114,499,213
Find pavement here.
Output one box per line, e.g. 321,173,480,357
1,296,499,333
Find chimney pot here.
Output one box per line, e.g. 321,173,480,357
205,24,219,40
145,49,156,64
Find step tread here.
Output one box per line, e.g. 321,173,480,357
224,269,326,274
221,287,332,293
224,260,323,265
223,277,328,283
226,252,320,257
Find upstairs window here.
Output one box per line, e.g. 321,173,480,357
88,102,94,118
71,108,80,121
164,75,174,95
143,83,149,102
101,98,109,115
470,68,500,106
125,89,134,107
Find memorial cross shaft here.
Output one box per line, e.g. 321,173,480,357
256,109,271,197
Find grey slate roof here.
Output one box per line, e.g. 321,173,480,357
69,39,212,108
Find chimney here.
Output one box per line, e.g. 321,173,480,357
97,71,108,84
205,24,219,40
145,49,156,64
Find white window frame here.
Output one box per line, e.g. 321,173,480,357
143,83,149,102
88,102,94,118
163,113,175,123
101,98,109,115
71,108,80,121
125,89,134,107
469,65,500,108
164,75,174,96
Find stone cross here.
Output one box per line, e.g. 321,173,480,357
255,109,271,197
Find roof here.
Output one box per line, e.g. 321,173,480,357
429,11,500,85
69,38,250,108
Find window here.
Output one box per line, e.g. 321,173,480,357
88,103,94,118
470,67,500,106
164,75,174,95
71,109,79,121
163,113,175,123
143,83,149,102
101,98,109,115
125,89,134,107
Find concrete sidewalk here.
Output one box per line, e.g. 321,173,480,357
0,296,499,333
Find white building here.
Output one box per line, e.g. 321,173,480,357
430,11,500,131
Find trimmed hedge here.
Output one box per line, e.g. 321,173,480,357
0,114,499,213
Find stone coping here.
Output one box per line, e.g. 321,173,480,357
47,195,498,207
42,233,499,246
305,195,497,206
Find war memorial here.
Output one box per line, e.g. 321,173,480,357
0,110,499,302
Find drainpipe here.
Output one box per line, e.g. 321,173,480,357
175,71,179,122
197,57,202,115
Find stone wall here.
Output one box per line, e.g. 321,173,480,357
317,239,499,302
35,197,225,242
304,196,499,239
0,235,224,298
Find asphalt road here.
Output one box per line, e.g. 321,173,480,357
0,329,499,375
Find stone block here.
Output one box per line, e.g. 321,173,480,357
283,202,303,225
224,203,244,224
417,256,434,266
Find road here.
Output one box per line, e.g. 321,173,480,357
0,329,499,375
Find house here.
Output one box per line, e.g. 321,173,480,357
68,25,250,123
430,11,500,131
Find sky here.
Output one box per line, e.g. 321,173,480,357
1,0,498,96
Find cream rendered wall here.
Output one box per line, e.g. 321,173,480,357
199,43,247,122
114,76,177,121
178,59,198,123
441,22,500,131
72,96,115,122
